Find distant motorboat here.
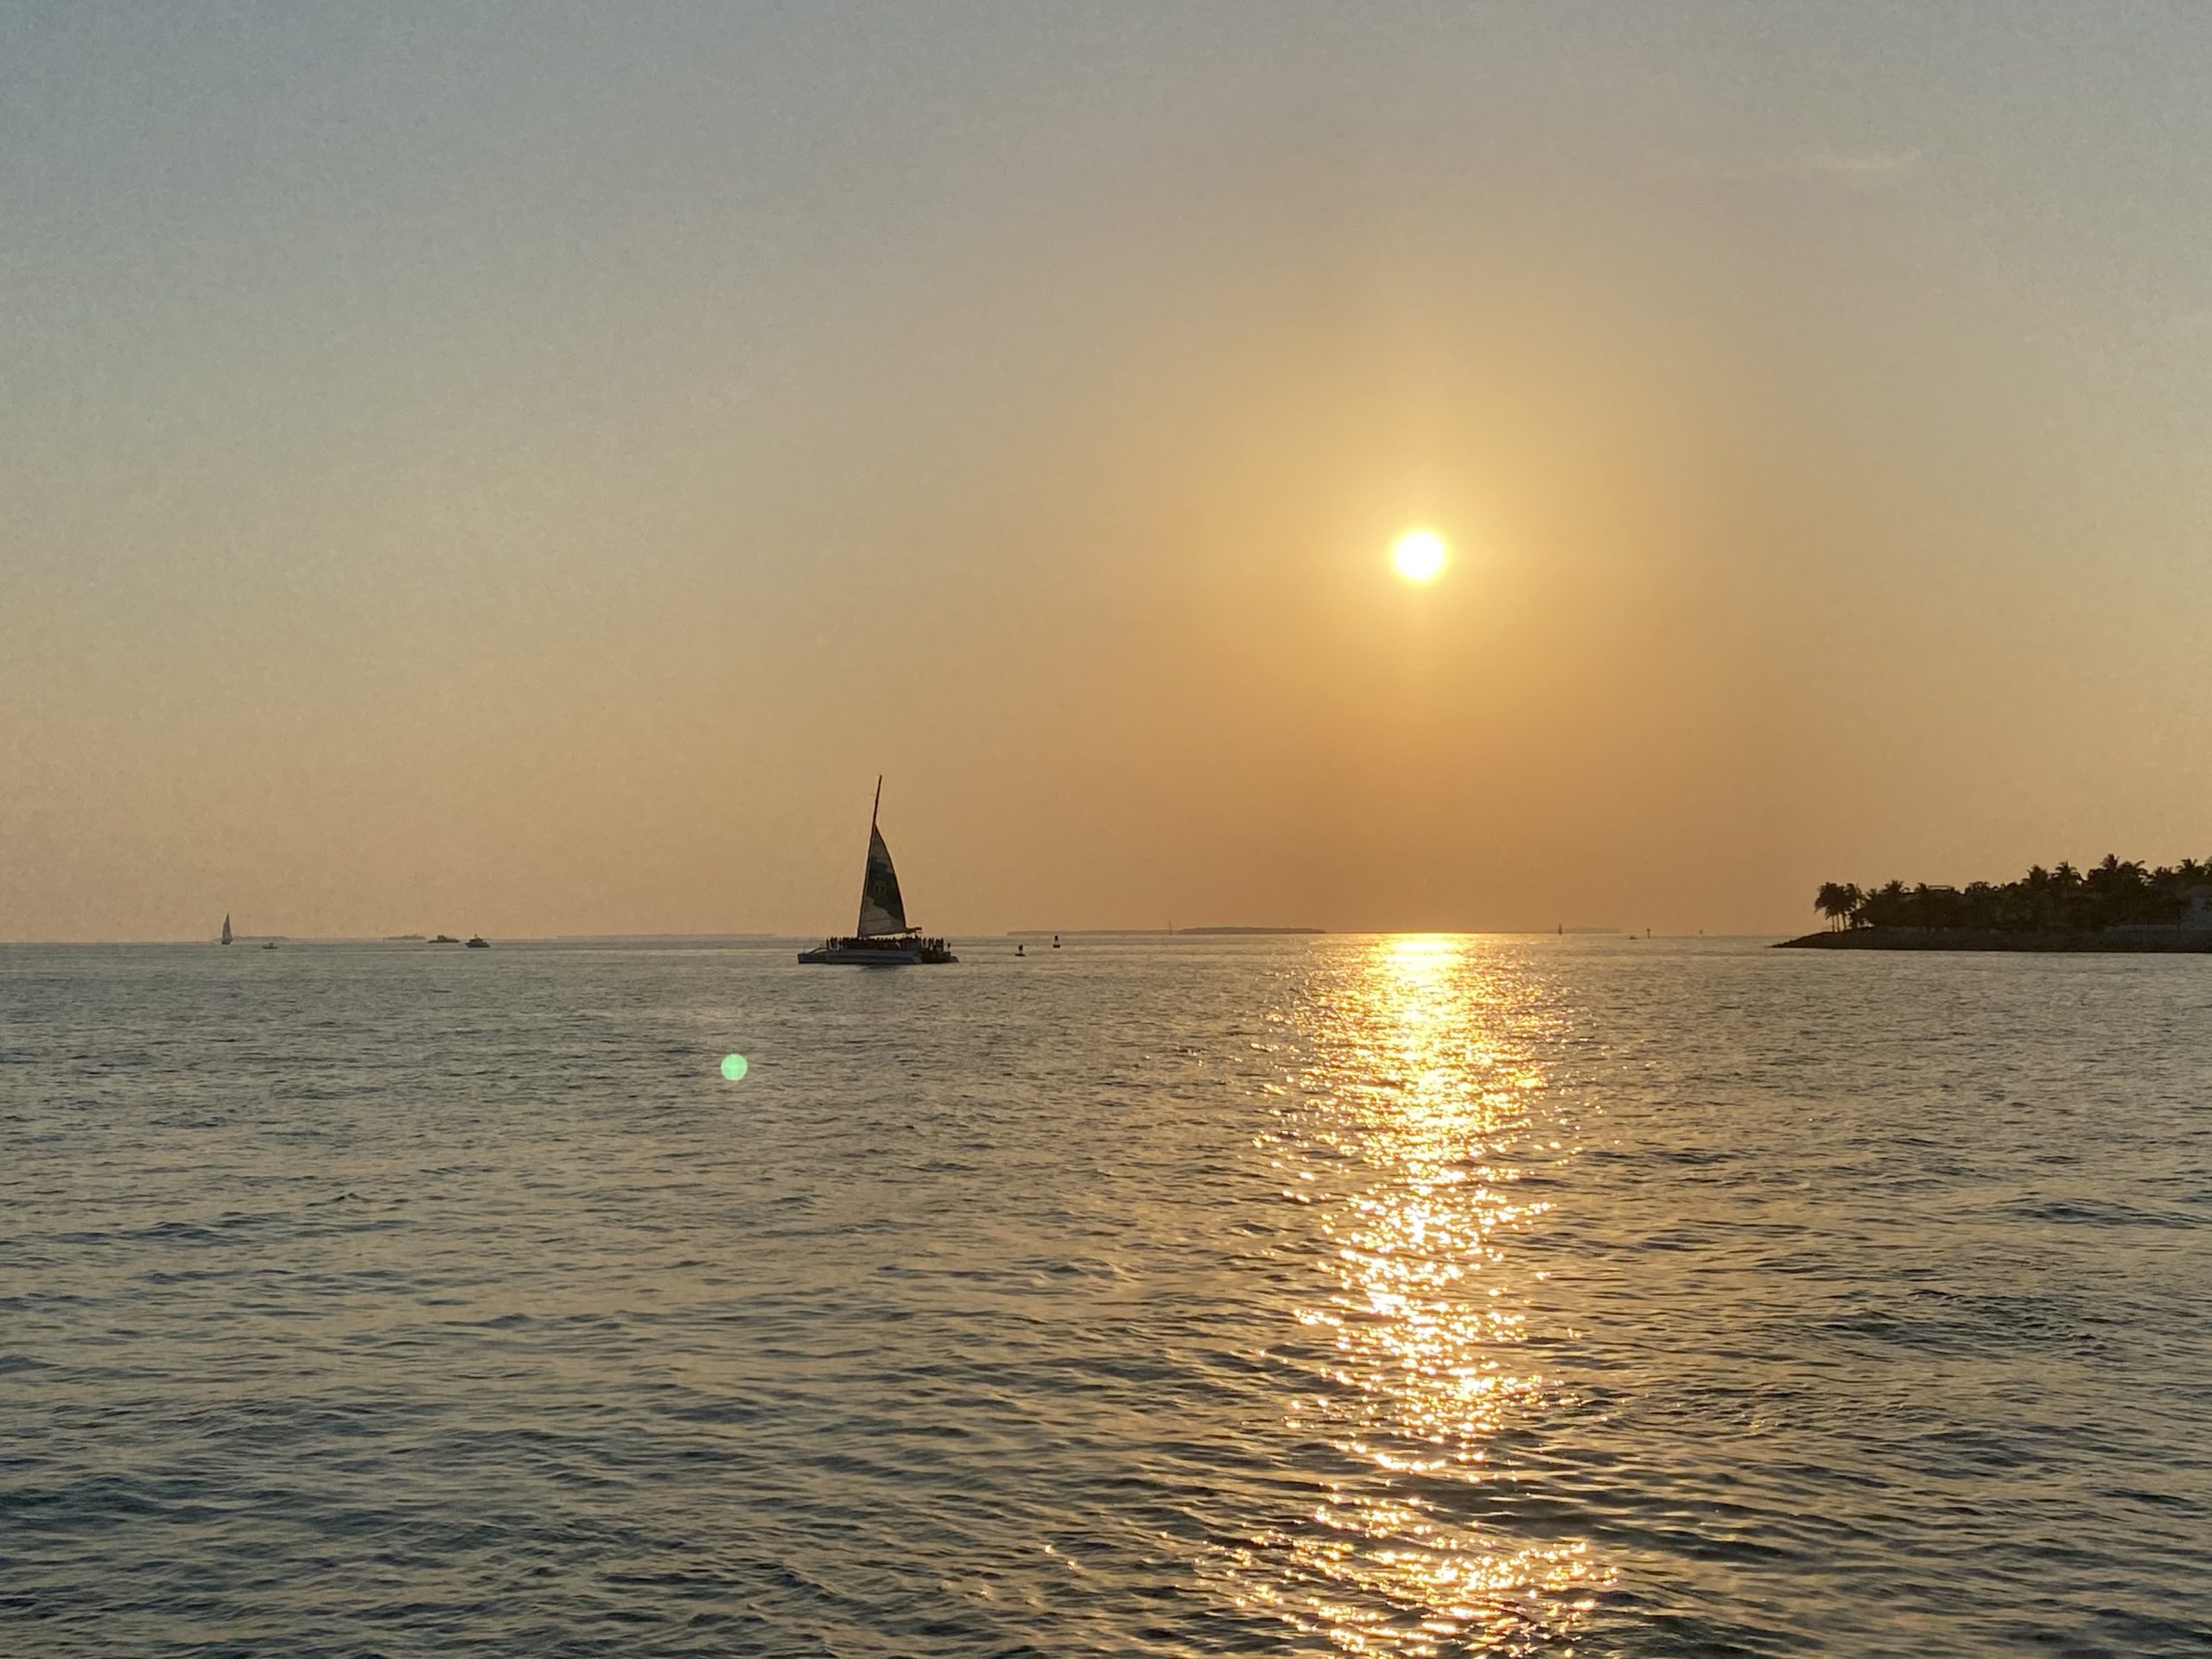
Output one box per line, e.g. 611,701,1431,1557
261,940,278,950
465,936,490,949
798,778,957,966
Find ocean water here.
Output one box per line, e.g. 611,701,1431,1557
3,936,2210,1656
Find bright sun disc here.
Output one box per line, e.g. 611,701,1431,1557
1391,529,1448,583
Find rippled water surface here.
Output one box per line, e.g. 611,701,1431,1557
5,936,2212,1656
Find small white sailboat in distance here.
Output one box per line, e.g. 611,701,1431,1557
220,914,232,946
798,779,957,965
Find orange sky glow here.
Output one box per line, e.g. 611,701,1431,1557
4,5,2210,940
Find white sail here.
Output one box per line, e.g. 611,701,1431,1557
856,823,909,937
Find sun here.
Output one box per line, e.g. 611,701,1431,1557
1390,528,1449,583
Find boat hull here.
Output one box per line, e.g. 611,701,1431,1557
798,937,957,966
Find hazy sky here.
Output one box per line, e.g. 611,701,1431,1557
7,3,2212,939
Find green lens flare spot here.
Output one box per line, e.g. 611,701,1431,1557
720,1053,749,1082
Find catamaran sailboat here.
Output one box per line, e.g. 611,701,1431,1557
798,779,957,965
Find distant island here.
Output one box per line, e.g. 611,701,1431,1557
1175,926,1325,936
1007,927,1325,938
1780,855,2212,951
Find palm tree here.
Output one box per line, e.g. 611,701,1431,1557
2051,861,2082,929
1815,881,1854,931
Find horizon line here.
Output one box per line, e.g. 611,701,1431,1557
0,928,1770,947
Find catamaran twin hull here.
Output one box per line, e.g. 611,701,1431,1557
797,936,957,966
798,778,957,965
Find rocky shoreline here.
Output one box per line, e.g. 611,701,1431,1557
1777,927,2212,952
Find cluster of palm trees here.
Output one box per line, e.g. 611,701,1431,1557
1815,855,2212,933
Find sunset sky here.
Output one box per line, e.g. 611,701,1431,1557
6,3,2211,940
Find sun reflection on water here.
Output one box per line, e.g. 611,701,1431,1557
1219,936,1612,1653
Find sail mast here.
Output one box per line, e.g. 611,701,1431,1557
858,777,881,938
855,776,910,938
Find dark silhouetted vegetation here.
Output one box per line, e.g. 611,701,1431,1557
1814,856,2212,933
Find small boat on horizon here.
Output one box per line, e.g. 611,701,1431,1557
798,779,957,966
220,914,232,946
465,936,490,949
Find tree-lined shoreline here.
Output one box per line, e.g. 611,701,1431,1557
1783,855,2212,950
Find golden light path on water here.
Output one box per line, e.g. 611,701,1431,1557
1220,937,1614,1654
